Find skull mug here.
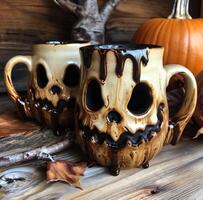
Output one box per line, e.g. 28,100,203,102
4,41,90,134
77,44,197,175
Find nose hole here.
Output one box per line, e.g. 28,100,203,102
107,111,122,123
50,85,61,95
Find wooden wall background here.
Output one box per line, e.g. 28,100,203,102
0,0,201,93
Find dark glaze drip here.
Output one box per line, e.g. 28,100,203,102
98,50,108,81
142,162,149,169
29,88,75,134
80,103,164,150
81,48,93,69
80,44,159,82
115,49,149,83
51,108,60,136
83,136,95,165
109,150,120,176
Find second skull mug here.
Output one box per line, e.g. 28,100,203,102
76,44,197,175
4,41,90,134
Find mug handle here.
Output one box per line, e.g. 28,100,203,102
165,64,197,145
4,56,32,118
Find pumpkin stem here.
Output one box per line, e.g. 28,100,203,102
168,0,192,19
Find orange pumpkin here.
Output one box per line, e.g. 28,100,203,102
132,0,203,75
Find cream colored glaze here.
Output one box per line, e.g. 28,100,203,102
4,41,90,130
80,48,166,138
77,45,197,172
32,43,90,107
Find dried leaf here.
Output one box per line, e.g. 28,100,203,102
47,160,87,189
193,127,203,139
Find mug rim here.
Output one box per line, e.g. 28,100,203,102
34,40,90,46
80,43,162,52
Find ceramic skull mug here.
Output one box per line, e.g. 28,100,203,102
4,41,90,134
76,44,197,175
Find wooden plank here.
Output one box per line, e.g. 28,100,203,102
0,0,201,93
0,94,39,137
0,94,203,199
0,111,38,137
0,138,202,200
0,94,72,166
0,0,172,93
0,0,172,59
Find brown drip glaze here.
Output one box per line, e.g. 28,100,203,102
98,50,108,81
30,87,44,124
81,48,93,69
142,162,149,169
25,88,75,135
109,150,120,176
50,110,60,135
80,44,156,83
115,49,149,83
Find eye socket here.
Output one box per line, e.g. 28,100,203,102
36,64,48,88
127,82,153,115
63,64,80,87
86,79,104,112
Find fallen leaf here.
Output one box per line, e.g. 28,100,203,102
47,160,87,189
193,127,203,139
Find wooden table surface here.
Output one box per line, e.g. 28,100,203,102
0,95,203,200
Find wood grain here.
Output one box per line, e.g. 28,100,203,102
0,138,202,200
0,0,201,93
0,94,71,163
0,94,38,137
0,0,171,93
0,94,203,199
0,111,38,137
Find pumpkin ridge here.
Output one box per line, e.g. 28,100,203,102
143,20,160,45
136,20,155,43
156,19,171,59
164,20,175,63
189,20,199,72
177,20,186,66
138,19,163,43
132,0,203,75
150,19,167,45
169,20,183,65
191,19,203,74
185,20,191,71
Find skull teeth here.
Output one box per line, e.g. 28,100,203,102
80,104,164,150
33,98,74,114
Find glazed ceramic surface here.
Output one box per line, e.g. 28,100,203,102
77,44,197,175
4,41,90,134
